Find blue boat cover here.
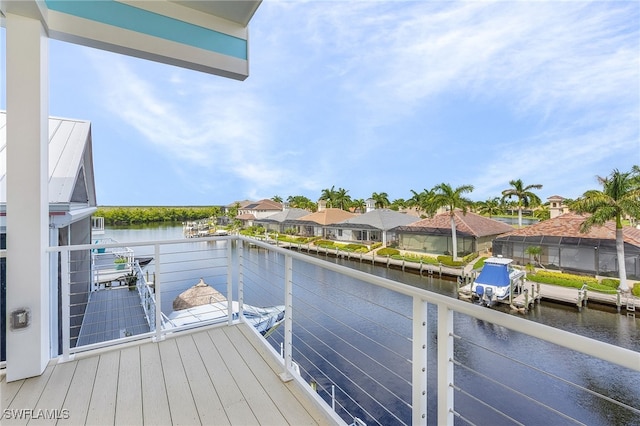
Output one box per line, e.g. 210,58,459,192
475,263,510,287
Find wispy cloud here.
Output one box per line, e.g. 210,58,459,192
75,0,638,203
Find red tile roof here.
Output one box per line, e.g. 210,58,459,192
499,212,640,246
399,210,514,237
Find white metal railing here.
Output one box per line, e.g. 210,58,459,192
50,236,640,425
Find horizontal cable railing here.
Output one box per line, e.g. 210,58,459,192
48,236,640,425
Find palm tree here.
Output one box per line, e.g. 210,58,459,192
351,198,366,213
570,169,640,292
501,179,543,228
272,195,283,203
390,198,406,211
334,187,351,210
476,197,503,218
407,188,438,218
287,195,315,211
320,186,337,208
534,204,550,221
371,192,390,209
431,183,474,260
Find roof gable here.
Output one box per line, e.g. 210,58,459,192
0,112,97,208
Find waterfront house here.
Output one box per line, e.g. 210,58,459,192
287,208,357,238
0,112,97,363
235,199,284,227
254,207,310,233
331,208,417,246
392,210,514,256
492,212,640,279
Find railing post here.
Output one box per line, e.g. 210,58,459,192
61,248,70,361
154,243,164,342
280,254,294,382
438,303,454,425
412,297,428,426
238,239,244,315
227,241,234,325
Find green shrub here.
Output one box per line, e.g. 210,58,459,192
527,271,598,288
377,248,400,257
527,271,619,292
436,255,464,267
344,243,367,251
370,242,383,251
462,252,479,263
473,257,487,270
314,240,334,247
633,283,640,297
600,278,620,289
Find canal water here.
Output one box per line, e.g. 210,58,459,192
106,224,640,425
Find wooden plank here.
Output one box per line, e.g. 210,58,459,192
28,361,77,425
115,346,143,425
192,328,259,425
1,374,25,413
58,357,99,425
158,338,200,425
228,325,325,425
85,351,119,425
212,327,288,425
140,342,172,425
174,334,231,425
2,364,55,426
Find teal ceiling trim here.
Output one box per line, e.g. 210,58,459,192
45,0,247,60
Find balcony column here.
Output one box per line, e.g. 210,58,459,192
5,13,50,381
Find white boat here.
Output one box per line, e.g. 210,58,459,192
471,257,526,306
166,301,285,335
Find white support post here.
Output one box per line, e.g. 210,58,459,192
153,243,163,342
5,13,50,381
227,241,233,325
238,240,244,315
60,249,70,361
412,297,428,426
437,304,454,424
280,254,294,382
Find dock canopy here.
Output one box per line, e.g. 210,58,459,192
475,258,513,287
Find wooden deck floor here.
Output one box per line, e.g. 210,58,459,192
1,324,340,425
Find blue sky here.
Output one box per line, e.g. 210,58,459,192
1,1,639,206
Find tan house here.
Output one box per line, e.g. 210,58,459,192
392,210,514,256
493,212,640,279
287,208,357,238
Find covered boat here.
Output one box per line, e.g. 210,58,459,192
471,257,526,306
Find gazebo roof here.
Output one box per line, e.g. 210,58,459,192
173,278,227,311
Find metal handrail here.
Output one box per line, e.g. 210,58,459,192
48,235,640,425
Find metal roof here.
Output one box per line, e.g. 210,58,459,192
0,112,97,208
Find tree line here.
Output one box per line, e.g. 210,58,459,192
95,206,223,225
274,179,548,224
277,166,640,292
